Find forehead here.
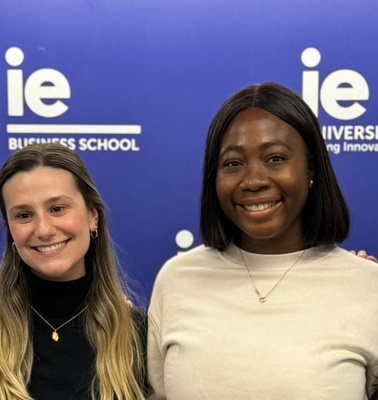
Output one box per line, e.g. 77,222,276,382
221,107,305,149
2,166,80,204
6,166,76,185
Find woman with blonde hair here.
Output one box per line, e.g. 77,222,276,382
0,143,148,399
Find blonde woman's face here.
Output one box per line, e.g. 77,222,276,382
3,166,98,281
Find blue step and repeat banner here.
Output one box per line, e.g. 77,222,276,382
1,0,377,302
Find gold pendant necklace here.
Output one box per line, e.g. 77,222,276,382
239,248,306,303
30,304,88,342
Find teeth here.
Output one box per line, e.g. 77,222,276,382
244,202,276,212
36,241,66,253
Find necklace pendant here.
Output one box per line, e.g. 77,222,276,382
52,331,59,342
240,247,307,304
259,297,266,303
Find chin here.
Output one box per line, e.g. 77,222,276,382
33,267,72,282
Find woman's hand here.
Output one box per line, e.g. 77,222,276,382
350,250,378,263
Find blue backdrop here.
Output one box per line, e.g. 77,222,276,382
1,0,377,302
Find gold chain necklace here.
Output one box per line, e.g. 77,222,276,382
30,304,88,342
239,248,306,303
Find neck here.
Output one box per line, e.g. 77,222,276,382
24,266,93,318
239,237,306,254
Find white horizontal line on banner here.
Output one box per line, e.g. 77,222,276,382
7,124,142,134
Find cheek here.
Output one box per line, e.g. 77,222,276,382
215,181,228,209
8,223,30,245
64,213,92,232
216,173,233,197
216,184,234,217
286,174,310,206
282,165,309,190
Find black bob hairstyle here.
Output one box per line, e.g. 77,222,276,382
200,82,350,250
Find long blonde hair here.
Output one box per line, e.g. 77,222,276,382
0,143,145,399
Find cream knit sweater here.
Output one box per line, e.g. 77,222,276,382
148,243,378,400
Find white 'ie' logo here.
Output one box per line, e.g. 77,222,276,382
301,47,369,121
5,47,71,118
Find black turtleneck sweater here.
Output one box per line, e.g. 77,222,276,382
25,267,95,400
25,268,151,399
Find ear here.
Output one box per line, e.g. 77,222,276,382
307,157,315,181
89,208,99,231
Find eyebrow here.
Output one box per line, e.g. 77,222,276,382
219,140,293,156
8,195,73,213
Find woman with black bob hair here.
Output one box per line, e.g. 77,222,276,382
148,82,378,399
201,82,348,249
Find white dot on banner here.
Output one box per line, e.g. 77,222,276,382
301,47,321,68
175,230,194,249
5,47,24,67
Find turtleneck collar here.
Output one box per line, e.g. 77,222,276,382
24,265,93,319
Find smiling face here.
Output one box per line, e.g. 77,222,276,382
216,107,312,254
2,166,98,281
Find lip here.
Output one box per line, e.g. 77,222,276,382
32,239,69,254
236,200,282,219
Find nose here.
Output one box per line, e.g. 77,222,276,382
34,215,56,238
239,161,270,192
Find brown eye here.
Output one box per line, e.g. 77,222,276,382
224,160,243,168
51,206,65,214
267,155,286,163
17,212,31,220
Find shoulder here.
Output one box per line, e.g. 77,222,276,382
149,245,222,305
330,245,378,271
153,244,220,283
166,244,216,262
309,245,377,264
308,245,378,285
161,244,219,268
